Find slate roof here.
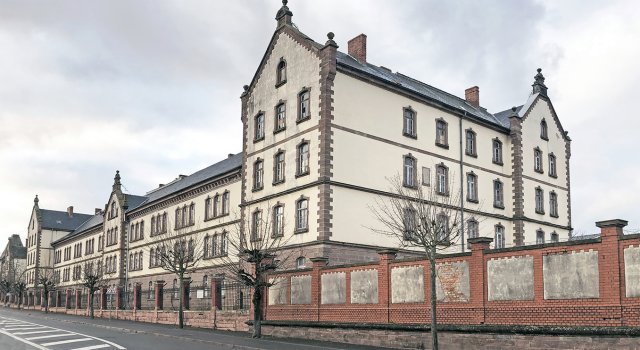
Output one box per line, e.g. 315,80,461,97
124,194,148,213
52,213,104,245
40,209,93,232
335,51,511,129
493,105,523,128
134,153,243,211
1,234,26,260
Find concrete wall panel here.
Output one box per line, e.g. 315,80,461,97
436,261,470,302
268,277,288,305
488,255,534,301
291,275,312,305
321,272,346,304
543,250,599,299
391,265,424,303
624,245,640,297
350,269,378,304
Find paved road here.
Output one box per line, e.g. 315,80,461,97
0,308,388,350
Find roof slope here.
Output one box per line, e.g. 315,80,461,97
134,153,243,210
52,213,104,245
40,209,92,232
336,51,510,129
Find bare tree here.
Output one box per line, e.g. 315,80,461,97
146,216,205,329
221,203,294,338
11,261,27,308
369,175,472,350
0,278,10,305
38,269,56,313
82,260,105,319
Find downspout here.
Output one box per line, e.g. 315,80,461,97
459,110,466,252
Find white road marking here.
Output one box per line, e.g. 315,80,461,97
27,333,75,340
71,345,111,350
0,328,49,350
41,337,92,346
4,326,48,331
0,315,125,349
14,330,60,335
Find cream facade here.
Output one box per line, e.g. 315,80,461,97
22,3,572,295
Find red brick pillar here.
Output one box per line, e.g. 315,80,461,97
75,290,82,310
134,284,141,310
468,237,493,324
116,286,123,309
596,219,626,324
211,279,218,311
155,281,164,310
377,249,397,323
309,257,329,322
99,287,107,310
182,279,191,310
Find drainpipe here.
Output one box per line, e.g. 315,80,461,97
459,111,466,252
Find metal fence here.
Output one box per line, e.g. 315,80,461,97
163,286,181,311
141,288,155,310
189,283,211,311
58,293,66,309
77,293,84,309
91,292,100,310
218,281,250,311
67,293,76,309
123,289,133,310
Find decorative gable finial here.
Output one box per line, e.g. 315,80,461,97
324,32,338,48
532,68,548,97
113,170,122,191
34,194,39,205
275,0,293,27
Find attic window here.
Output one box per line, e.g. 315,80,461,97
56,220,62,224
276,58,287,87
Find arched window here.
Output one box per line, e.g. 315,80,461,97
110,202,116,219
175,208,181,229
182,205,188,227
298,89,310,121
151,216,156,235
550,191,558,217
535,187,544,214
550,232,559,243
296,141,310,176
254,113,265,141
295,197,309,232
436,213,449,243
435,118,448,147
536,229,545,244
296,257,306,269
467,219,479,239
276,59,287,85
403,107,416,137
274,151,285,184
403,155,416,188
548,153,557,177
203,275,209,297
492,138,503,164
148,282,153,299
212,234,218,257
220,232,227,255
465,129,476,156
150,248,155,267
495,225,505,249
204,236,210,258
222,191,230,215
466,172,478,202
253,159,264,190
493,179,504,208
213,194,220,217
251,210,262,241
436,164,448,195
534,147,543,173
273,204,284,237
540,119,548,140
139,252,143,270
275,102,286,132
189,203,195,225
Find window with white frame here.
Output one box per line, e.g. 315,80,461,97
534,148,543,173
465,129,476,156
403,107,416,137
253,159,264,190
493,179,504,208
274,151,285,184
492,138,503,164
549,191,558,217
466,172,478,202
435,119,448,147
298,89,310,121
296,257,306,269
495,225,505,249
403,207,417,240
536,229,545,244
467,219,479,239
251,210,262,241
436,164,448,195
403,155,416,188
273,204,284,237
275,102,286,132
254,113,265,141
535,187,544,214
297,141,310,176
548,153,557,177
295,198,309,232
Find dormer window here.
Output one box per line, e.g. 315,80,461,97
276,58,287,87
540,119,548,140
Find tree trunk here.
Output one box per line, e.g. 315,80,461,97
430,246,438,350
90,291,95,319
252,286,262,338
44,289,49,314
178,275,184,329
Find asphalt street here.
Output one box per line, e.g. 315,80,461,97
0,308,389,350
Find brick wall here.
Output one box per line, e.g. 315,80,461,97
265,219,640,328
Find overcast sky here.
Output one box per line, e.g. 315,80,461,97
1,0,639,246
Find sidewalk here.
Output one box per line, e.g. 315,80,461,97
1,307,389,350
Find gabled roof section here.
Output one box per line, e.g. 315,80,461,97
2,234,27,259
130,153,242,212
40,209,92,232
494,105,524,127
124,194,148,213
336,51,509,130
52,213,104,245
509,90,570,142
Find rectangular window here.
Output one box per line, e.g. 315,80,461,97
435,119,448,147
534,149,543,173
436,214,449,243
298,90,310,121
535,188,545,214
297,143,309,176
436,165,448,195
295,199,309,232
403,208,416,240
465,130,476,156
273,206,284,237
222,192,230,215
549,154,557,177
495,226,505,249
251,211,262,241
253,160,264,190
403,156,416,188
492,139,503,165
493,180,504,208
274,152,285,184
421,167,430,186
550,192,558,217
536,231,545,244
275,103,286,132
254,113,265,140
467,220,478,239
467,173,478,202
403,108,416,137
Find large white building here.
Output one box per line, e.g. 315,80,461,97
23,2,571,295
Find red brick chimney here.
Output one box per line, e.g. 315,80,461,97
348,34,367,63
465,86,480,107
67,206,74,217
